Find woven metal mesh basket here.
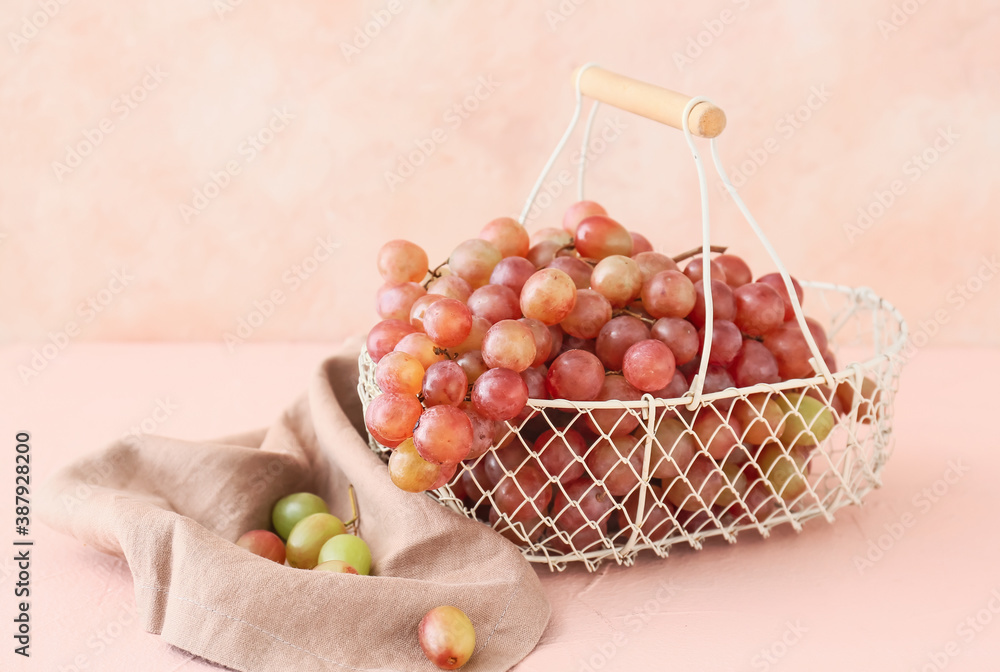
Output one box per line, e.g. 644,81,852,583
358,279,905,571
357,66,908,570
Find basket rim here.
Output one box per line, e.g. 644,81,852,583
362,281,907,411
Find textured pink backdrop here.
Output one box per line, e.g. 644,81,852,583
1,1,997,353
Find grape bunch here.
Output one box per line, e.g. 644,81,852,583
235,491,373,575
364,202,880,550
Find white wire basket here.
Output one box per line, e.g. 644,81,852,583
358,66,908,571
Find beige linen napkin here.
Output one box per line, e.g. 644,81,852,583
38,347,549,672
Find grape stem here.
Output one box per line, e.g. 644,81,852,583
615,308,656,326
343,484,359,532
422,261,450,288
672,244,728,263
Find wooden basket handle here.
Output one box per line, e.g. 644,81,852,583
573,66,726,139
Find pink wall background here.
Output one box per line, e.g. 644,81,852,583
1,1,997,349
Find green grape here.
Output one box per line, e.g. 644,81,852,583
271,492,329,541
285,513,347,569
318,534,372,576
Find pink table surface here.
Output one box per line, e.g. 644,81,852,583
2,343,998,672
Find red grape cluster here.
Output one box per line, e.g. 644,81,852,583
364,202,880,550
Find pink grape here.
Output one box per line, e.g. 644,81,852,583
562,200,607,235
546,349,605,400
364,392,422,444
585,434,643,497
449,239,502,289
651,317,699,365
666,456,726,511
823,349,839,376
409,293,444,331
426,274,473,303
489,256,536,295
559,289,612,340
456,350,488,383
733,282,786,337
596,315,651,371
575,215,633,260
693,412,743,460
559,335,596,355
519,365,549,399
364,423,402,450
633,251,679,283
471,368,529,421
489,507,544,545
413,405,474,464
532,227,572,247
630,231,653,254
616,484,674,542
421,360,468,407
367,319,416,362
526,240,561,268
731,393,786,444
698,319,742,366
762,319,828,380
584,374,643,436
451,471,473,504
493,464,552,523
683,256,728,285
484,441,539,484
236,530,286,564
591,255,643,308
757,272,805,322
546,325,564,362
423,298,473,348
837,376,882,424
547,256,593,289
376,282,426,322
518,318,553,367
688,279,737,328
652,417,698,479
520,268,577,325
731,339,780,387
623,339,677,392
394,332,447,369
716,254,752,288
388,438,446,493
702,364,737,395
513,369,545,424
551,478,615,550
460,458,495,505
451,315,490,355
376,351,425,395
481,320,536,372
428,462,459,491
480,216,530,258
653,370,690,401
460,401,497,460
377,239,428,285
534,428,587,484
467,284,521,324
641,270,696,319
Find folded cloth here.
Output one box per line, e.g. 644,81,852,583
38,344,550,672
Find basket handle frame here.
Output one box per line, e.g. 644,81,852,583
518,64,835,408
